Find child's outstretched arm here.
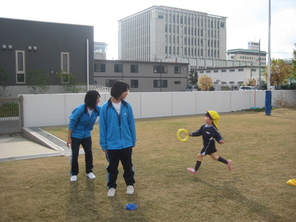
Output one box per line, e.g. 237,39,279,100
190,125,204,137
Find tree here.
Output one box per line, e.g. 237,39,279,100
263,59,293,88
27,70,50,94
245,78,256,87
292,45,296,79
199,74,213,91
0,67,10,97
188,70,198,87
56,72,84,93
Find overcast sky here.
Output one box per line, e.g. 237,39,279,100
1,0,295,60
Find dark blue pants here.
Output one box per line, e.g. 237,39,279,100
106,147,135,189
70,136,93,176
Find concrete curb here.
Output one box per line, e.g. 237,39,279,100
0,152,64,162
22,127,63,151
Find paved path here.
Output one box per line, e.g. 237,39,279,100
0,135,63,162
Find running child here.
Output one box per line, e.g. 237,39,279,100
187,110,232,174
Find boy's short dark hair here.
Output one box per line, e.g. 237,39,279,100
84,90,100,110
111,81,130,100
205,112,213,120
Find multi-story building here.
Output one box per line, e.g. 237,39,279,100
94,42,107,59
0,18,94,87
197,65,263,90
94,59,189,92
227,41,267,66
118,5,227,63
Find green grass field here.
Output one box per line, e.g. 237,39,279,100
1,108,296,222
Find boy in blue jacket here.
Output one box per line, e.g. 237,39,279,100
100,81,136,197
67,90,101,182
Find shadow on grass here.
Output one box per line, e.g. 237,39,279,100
66,179,101,221
107,192,150,222
194,177,283,221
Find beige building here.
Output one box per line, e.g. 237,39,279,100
227,41,267,66
118,5,227,63
198,65,264,90
94,60,189,92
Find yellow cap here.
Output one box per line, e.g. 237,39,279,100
287,179,296,186
206,110,220,129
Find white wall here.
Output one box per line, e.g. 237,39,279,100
21,90,296,127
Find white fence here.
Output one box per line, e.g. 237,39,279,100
21,90,296,127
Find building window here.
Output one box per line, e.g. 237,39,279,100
221,81,227,85
252,69,256,72
230,69,235,72
174,66,181,74
153,65,167,73
154,80,168,88
61,52,70,83
157,9,164,19
238,69,244,71
114,64,123,72
206,70,211,73
199,71,204,73
229,81,235,84
214,70,218,73
15,50,25,84
94,63,106,72
221,69,226,72
106,79,117,87
131,64,138,73
131,80,138,88
174,81,181,84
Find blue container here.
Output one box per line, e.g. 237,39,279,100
265,91,272,115
265,106,272,115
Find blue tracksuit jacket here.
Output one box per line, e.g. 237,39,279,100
68,104,101,139
99,99,136,150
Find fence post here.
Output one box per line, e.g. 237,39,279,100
19,95,24,129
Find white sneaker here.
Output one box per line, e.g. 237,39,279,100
70,175,77,182
107,188,116,197
126,185,134,195
87,172,96,179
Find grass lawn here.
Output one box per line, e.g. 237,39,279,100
0,108,296,222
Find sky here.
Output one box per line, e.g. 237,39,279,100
1,0,295,60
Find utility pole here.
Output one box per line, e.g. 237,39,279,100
265,0,272,115
258,39,261,89
267,0,271,90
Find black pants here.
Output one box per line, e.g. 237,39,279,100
70,136,93,176
106,147,135,189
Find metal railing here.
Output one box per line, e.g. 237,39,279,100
0,96,23,136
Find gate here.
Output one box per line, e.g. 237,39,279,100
0,96,23,136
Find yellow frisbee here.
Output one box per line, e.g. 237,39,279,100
176,128,189,142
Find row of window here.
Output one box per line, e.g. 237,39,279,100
165,24,219,38
15,51,69,84
165,25,220,37
159,10,225,29
94,63,182,74
166,36,220,47
199,68,253,74
104,79,179,88
165,46,219,57
213,81,244,85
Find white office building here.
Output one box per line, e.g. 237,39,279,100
118,5,227,63
227,41,267,66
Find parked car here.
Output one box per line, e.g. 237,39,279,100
184,86,197,91
239,86,254,91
